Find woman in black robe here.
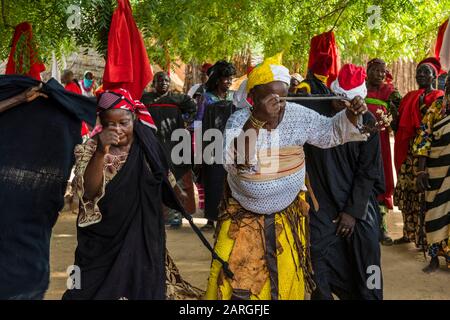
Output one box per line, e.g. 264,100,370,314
62,88,202,300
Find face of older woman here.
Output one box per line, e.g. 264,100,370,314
99,109,134,147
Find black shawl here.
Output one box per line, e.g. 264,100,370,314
201,100,236,221
299,99,385,300
0,75,96,298
144,102,191,181
62,122,188,300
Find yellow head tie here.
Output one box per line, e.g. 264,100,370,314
246,53,291,93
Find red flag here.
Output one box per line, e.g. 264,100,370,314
435,19,450,72
5,22,45,80
435,19,448,59
307,31,340,87
102,0,153,100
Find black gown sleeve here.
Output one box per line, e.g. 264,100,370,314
177,94,197,121
343,122,384,220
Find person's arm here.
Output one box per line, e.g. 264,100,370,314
0,84,48,114
83,127,120,200
302,96,368,148
187,84,200,98
336,120,383,238
179,94,198,123
227,95,368,172
344,123,382,218
388,89,402,132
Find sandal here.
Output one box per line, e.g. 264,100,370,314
200,223,215,231
380,231,393,246
393,236,411,245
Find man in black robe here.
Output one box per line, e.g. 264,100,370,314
141,71,197,226
0,75,96,299
303,64,385,300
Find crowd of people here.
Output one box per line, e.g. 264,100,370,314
1,9,449,301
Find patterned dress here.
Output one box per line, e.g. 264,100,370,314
394,102,429,246
394,90,444,246
73,139,204,299
413,98,450,263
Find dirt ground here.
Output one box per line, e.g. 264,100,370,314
45,208,450,300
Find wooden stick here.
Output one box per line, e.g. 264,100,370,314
279,96,351,101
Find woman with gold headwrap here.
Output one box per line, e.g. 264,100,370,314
205,54,369,300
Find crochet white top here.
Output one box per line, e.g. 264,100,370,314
223,102,367,214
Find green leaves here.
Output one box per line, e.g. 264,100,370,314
0,0,448,71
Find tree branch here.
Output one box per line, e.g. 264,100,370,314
1,0,13,29
301,2,349,28
330,5,347,31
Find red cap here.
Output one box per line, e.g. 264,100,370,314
310,52,333,76
201,63,213,73
337,64,367,90
418,57,443,75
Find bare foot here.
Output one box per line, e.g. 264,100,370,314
422,257,439,273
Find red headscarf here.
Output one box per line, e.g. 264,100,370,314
5,22,45,80
418,57,443,76
394,89,444,172
201,63,213,74
102,0,153,100
97,88,156,130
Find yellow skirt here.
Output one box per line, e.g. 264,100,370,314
204,193,311,300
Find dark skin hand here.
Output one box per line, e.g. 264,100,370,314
416,156,430,192
0,83,48,114
83,109,134,200
333,212,356,238
249,81,288,130
331,96,368,126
